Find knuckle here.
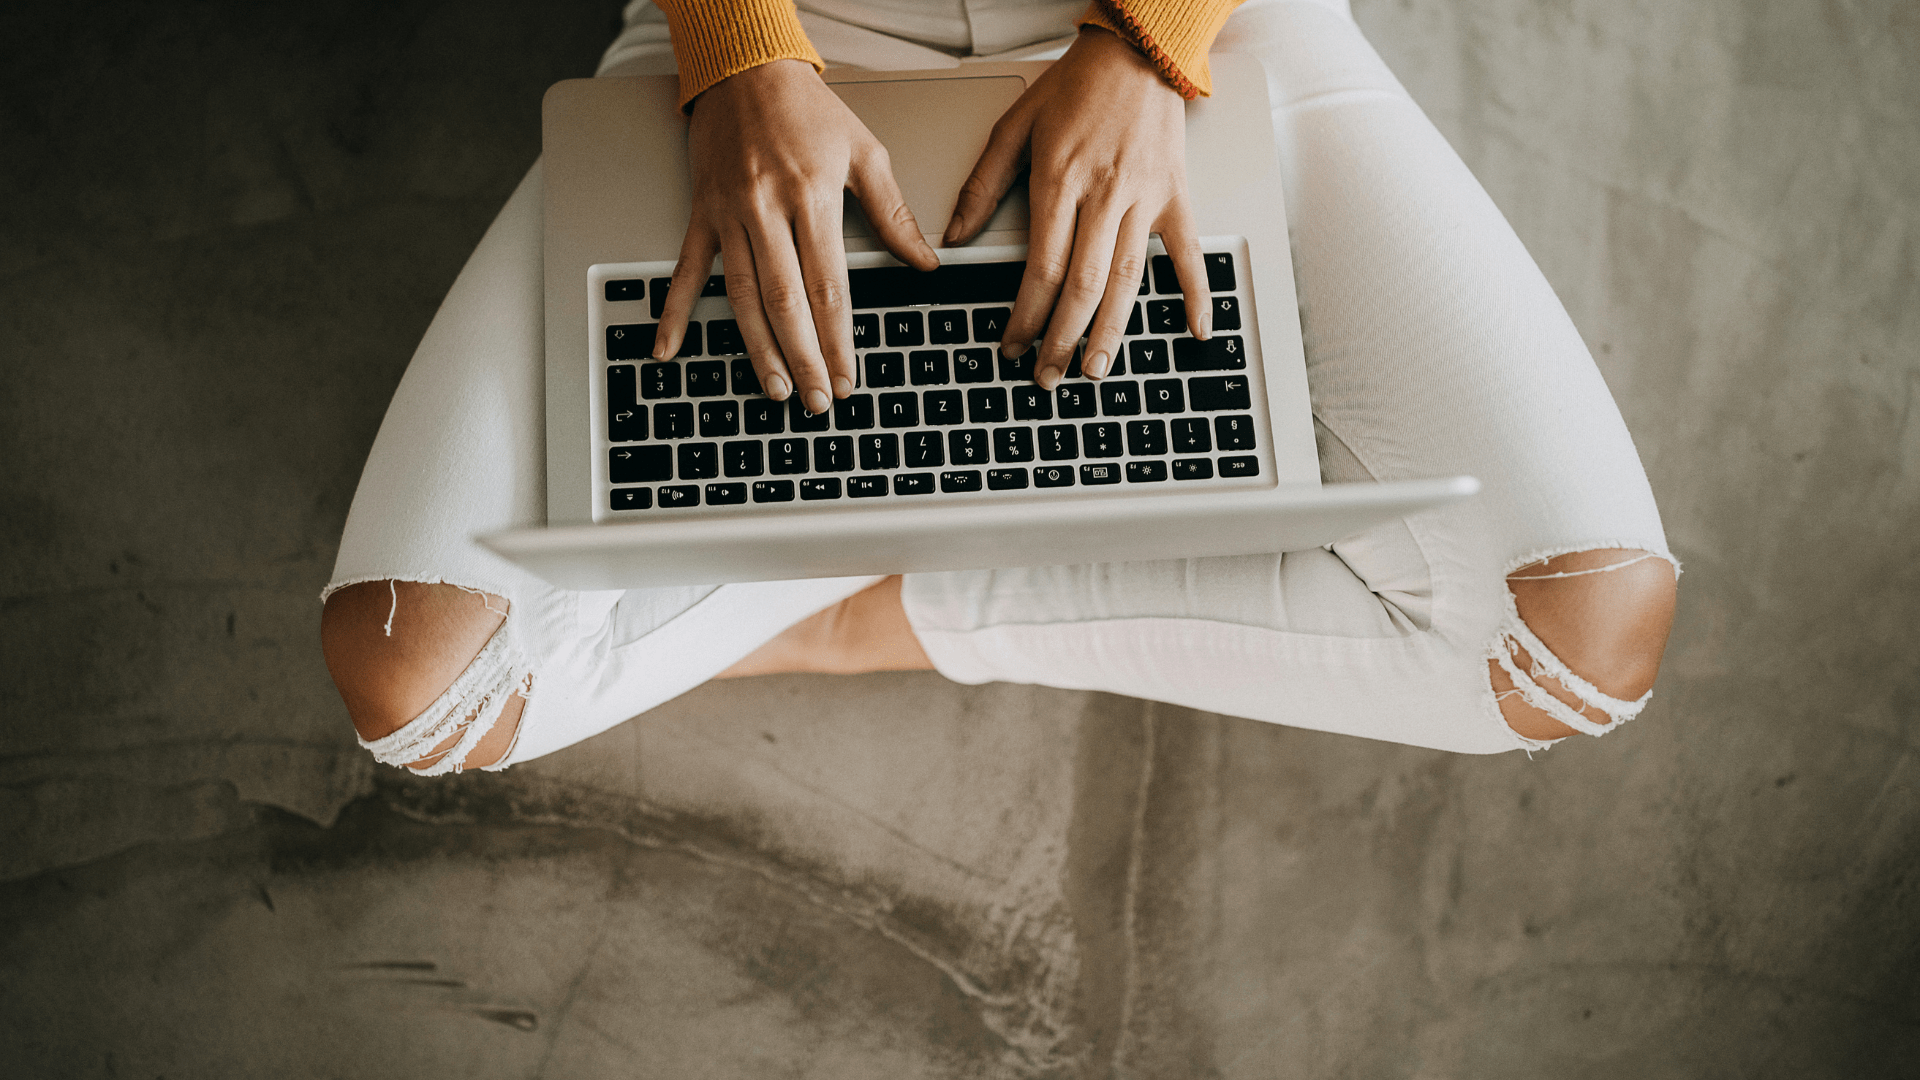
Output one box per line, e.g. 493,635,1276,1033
761,281,809,317
805,276,846,311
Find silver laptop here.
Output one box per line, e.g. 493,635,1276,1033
484,56,1476,589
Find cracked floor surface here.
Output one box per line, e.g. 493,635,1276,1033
4,0,1919,1076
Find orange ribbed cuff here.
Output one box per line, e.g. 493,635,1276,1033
655,0,825,111
1076,0,1243,99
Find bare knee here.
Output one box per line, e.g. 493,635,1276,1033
321,581,522,770
1491,549,1678,742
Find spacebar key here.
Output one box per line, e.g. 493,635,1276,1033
848,261,1024,308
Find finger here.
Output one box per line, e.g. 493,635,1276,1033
744,211,835,412
656,220,720,359
1158,195,1211,341
849,143,939,271
795,200,857,397
944,108,1032,247
1082,207,1150,382
1036,197,1124,384
1003,173,1077,384
717,225,796,404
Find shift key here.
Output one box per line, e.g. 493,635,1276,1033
1188,375,1252,412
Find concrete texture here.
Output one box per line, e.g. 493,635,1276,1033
2,0,1916,1076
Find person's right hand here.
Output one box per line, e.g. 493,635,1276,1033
651,60,940,415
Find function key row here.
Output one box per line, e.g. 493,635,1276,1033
609,456,1262,511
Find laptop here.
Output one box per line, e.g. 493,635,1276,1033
483,56,1477,589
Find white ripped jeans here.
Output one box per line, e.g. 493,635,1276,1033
323,0,1675,773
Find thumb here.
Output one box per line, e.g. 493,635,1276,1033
945,109,1031,247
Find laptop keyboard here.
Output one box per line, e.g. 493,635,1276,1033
592,241,1270,517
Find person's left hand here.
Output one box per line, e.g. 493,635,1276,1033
943,25,1212,390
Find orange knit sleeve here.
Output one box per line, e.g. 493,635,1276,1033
1076,0,1246,99
654,0,825,111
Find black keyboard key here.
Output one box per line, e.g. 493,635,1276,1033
865,352,905,388
1056,382,1098,418
605,279,644,303
1126,419,1168,457
1139,273,1150,296
609,444,671,483
607,323,656,360
998,348,1037,384
928,309,968,344
730,357,763,397
833,393,875,430
607,366,646,442
1081,462,1123,485
1066,348,1084,379
1205,251,1236,292
1174,335,1247,371
706,482,748,505
708,320,745,356
724,440,763,476
698,399,739,437
642,361,681,399
801,477,841,500
988,468,1029,490
1212,296,1241,332
1146,299,1187,335
993,426,1035,463
1220,455,1260,477
1038,424,1078,460
610,486,651,510
814,435,854,472
904,431,943,468
1099,380,1142,416
1108,348,1127,377
649,278,672,318
1125,303,1143,336
1150,254,1179,294
1012,384,1053,420
885,310,924,346
909,350,950,385
704,275,726,296
849,475,889,498
1129,339,1170,374
1173,458,1214,480
753,480,795,503
954,348,995,383
1172,417,1212,453
678,442,719,479
654,402,695,439
967,386,1009,424
948,428,989,465
1215,414,1259,450
894,472,935,495
767,437,810,474
1189,375,1252,411
878,391,919,428
852,313,880,350
1034,464,1075,488
848,262,1023,308
744,397,785,434
659,484,700,507
972,306,1011,342
1144,378,1185,414
941,470,983,493
1082,422,1123,457
858,433,899,471
924,389,964,425
1126,460,1169,483
671,322,703,358
789,397,832,431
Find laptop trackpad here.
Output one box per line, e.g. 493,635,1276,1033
832,76,1031,245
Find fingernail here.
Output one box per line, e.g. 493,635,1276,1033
1002,339,1029,359
832,376,853,397
943,216,962,243
766,373,790,400
1086,351,1110,379
804,389,832,415
1036,366,1063,392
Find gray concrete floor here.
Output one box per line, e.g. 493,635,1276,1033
3,0,1916,1076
